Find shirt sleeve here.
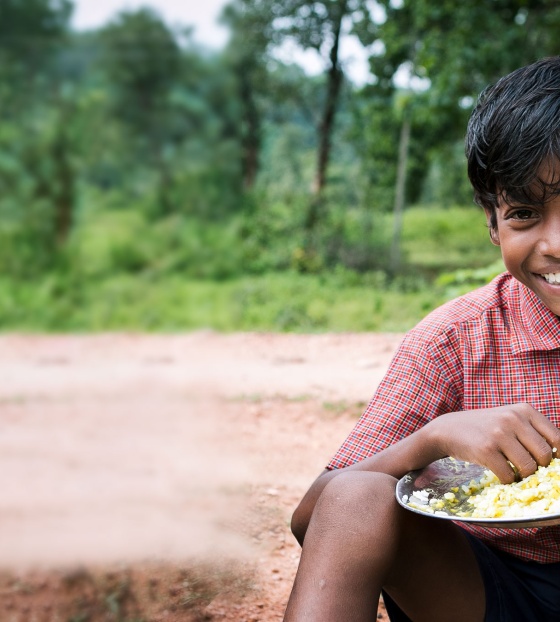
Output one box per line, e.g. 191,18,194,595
327,326,463,470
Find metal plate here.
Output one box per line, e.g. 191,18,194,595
396,457,560,529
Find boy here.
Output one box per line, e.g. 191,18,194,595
283,56,560,622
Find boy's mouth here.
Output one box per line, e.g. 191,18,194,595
540,273,560,284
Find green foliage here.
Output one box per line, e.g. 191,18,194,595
272,0,374,53
5,0,552,334
0,89,83,275
0,0,78,272
98,9,190,216
221,0,275,187
361,0,560,219
0,204,505,332
227,270,438,332
65,209,247,281
420,141,474,207
0,271,443,333
0,0,72,94
350,91,400,211
437,259,506,299
99,8,182,130
401,205,502,275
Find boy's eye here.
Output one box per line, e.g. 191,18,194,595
508,208,536,220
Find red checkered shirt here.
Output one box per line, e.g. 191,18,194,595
327,272,560,563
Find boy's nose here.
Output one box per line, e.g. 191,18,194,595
539,213,560,258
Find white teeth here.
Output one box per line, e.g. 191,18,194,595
542,273,560,284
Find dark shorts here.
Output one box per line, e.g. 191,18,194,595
382,532,560,622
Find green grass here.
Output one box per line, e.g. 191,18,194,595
401,205,501,274
0,271,445,333
0,204,504,333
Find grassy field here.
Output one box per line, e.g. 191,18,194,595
0,205,504,332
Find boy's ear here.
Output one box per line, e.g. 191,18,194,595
488,227,500,246
484,208,500,246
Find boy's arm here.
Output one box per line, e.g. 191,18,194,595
292,402,560,545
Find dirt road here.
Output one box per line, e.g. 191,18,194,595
0,332,402,621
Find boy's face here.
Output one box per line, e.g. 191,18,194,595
487,186,560,315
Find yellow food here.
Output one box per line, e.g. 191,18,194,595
405,458,560,519
460,458,560,518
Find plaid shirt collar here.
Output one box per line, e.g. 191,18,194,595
509,277,560,354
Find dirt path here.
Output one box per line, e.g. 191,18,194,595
0,332,402,621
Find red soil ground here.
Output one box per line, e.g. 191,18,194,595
0,332,403,621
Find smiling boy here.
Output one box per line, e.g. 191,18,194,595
283,57,560,622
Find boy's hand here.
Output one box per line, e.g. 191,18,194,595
430,403,560,484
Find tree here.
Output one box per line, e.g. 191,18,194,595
0,0,77,265
0,0,72,99
371,0,560,144
99,8,184,215
354,0,560,274
221,0,276,190
273,0,379,242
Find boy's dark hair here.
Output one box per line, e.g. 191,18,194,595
466,56,560,228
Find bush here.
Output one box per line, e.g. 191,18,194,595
0,271,444,333
436,258,505,299
401,205,501,275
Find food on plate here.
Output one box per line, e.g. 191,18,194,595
403,456,560,519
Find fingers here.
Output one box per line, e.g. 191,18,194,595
498,442,538,482
496,403,560,482
526,406,560,458
435,404,560,484
504,431,549,480
482,452,519,485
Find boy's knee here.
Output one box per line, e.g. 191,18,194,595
317,471,398,520
291,470,399,545
303,471,404,556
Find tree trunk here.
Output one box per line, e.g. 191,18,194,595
305,0,347,237
312,0,346,197
52,117,75,246
240,70,260,190
389,109,411,276
156,153,174,216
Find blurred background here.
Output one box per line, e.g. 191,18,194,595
4,3,560,617
2,0,558,333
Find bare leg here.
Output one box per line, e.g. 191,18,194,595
284,471,485,622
